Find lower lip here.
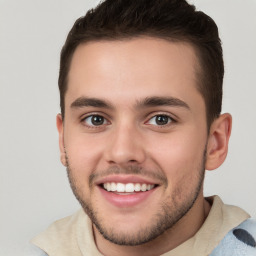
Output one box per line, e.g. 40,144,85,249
98,186,157,208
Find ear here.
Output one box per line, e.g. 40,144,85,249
205,113,232,170
56,114,67,167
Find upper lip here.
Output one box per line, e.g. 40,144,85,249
95,175,160,186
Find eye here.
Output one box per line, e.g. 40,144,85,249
147,115,173,126
82,115,108,127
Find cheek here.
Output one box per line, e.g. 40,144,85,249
149,129,206,180
65,132,104,177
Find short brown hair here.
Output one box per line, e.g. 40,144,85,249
59,0,224,127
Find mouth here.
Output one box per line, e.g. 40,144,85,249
96,177,159,207
100,182,157,194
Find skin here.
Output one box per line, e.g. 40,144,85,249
57,37,232,256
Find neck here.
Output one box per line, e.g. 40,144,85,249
93,194,211,256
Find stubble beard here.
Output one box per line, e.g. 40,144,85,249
66,152,206,246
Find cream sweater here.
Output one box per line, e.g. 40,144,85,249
31,196,250,256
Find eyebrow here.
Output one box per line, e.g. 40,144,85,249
70,96,190,110
136,96,190,110
70,97,114,109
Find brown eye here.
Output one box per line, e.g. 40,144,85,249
147,115,173,126
83,115,107,126
155,115,170,125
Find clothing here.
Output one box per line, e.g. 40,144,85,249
210,218,256,256
31,196,250,256
24,243,48,256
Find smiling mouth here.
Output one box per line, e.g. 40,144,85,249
100,182,158,193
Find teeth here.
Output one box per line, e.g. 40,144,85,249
102,182,155,193
134,183,141,192
141,184,147,192
110,182,116,192
125,183,134,193
116,183,125,192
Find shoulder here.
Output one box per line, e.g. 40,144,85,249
24,243,49,256
31,209,87,256
210,218,256,256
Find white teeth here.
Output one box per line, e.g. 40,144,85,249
116,183,125,192
102,182,155,193
107,183,111,192
125,183,134,192
110,182,116,192
147,184,154,190
134,183,141,192
141,184,147,192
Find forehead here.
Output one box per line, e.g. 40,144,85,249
67,37,203,110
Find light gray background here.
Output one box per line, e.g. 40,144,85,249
0,0,255,255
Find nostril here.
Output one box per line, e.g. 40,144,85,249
104,139,146,165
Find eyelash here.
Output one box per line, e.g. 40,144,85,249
80,113,177,129
81,114,109,129
146,114,176,127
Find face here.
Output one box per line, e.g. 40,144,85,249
57,38,209,245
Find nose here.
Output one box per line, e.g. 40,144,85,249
104,123,146,165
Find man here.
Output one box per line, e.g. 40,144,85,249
31,0,256,255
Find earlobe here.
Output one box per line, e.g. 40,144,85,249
56,114,67,167
205,113,232,170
